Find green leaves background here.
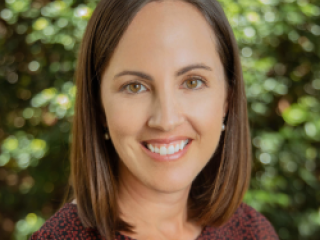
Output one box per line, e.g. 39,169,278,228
0,0,319,239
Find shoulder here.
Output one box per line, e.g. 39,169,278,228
202,203,279,240
232,202,279,239
29,203,102,240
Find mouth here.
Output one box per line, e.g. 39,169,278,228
142,139,190,154
140,139,192,161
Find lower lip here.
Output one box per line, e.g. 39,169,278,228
140,140,192,162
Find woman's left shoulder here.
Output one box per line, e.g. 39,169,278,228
233,202,279,238
203,202,279,240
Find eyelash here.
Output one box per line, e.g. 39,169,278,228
120,77,207,94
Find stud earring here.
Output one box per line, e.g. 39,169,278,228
222,116,226,131
104,127,110,140
105,133,110,140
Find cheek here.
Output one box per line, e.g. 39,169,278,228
103,96,148,141
179,88,225,160
180,89,225,130
102,97,144,161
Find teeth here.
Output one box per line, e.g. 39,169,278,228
147,144,155,153
179,141,184,150
145,140,190,155
155,146,160,153
160,146,167,155
174,144,180,152
167,145,175,154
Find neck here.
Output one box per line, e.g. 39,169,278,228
117,165,199,239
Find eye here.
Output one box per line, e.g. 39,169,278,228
183,77,206,90
122,81,147,94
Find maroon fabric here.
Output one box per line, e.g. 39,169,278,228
29,202,279,240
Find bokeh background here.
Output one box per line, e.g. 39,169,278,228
0,0,320,239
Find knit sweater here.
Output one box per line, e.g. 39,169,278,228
29,202,279,240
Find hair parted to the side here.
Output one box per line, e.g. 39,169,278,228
70,0,251,239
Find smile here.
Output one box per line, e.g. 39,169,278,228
146,139,189,155
141,139,192,161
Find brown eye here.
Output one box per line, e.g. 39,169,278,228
129,84,141,93
184,78,205,90
123,82,147,94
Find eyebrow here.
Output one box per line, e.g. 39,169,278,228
113,63,212,81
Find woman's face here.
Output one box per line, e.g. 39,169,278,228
101,1,228,193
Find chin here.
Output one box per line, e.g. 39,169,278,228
144,171,196,194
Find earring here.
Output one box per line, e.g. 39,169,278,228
222,116,226,131
105,133,110,140
104,127,110,140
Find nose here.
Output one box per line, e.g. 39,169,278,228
147,89,185,131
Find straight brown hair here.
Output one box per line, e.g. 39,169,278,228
70,0,251,239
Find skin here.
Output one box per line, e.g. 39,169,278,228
99,1,228,239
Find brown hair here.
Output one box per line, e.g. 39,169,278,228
70,0,251,239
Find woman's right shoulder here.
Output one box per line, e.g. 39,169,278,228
29,203,102,240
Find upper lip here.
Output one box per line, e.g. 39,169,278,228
142,136,191,144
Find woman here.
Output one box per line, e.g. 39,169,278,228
30,0,279,239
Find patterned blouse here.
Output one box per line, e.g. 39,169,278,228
30,202,279,239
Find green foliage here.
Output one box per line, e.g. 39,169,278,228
0,0,319,239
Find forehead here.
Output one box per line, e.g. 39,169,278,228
105,0,222,77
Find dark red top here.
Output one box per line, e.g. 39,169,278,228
30,202,279,239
